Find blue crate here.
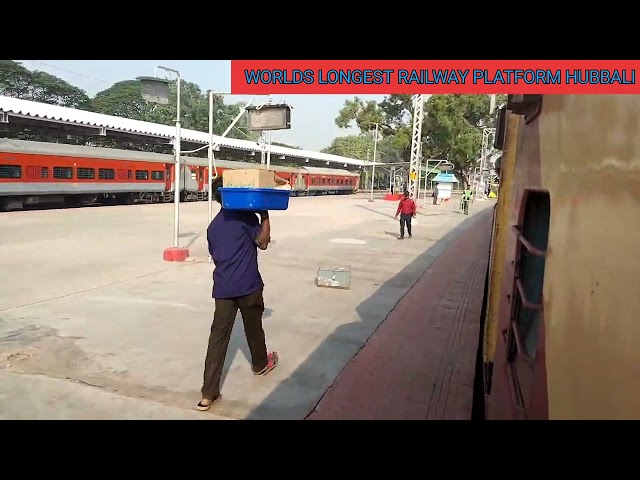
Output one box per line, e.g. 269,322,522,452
219,187,290,211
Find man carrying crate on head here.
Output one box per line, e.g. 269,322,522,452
196,175,279,412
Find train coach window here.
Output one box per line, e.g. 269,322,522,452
135,170,149,180
99,168,115,180
117,169,131,180
508,190,550,363
0,164,22,178
151,170,164,181
77,167,96,180
53,167,73,179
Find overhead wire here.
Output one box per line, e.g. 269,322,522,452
21,60,112,85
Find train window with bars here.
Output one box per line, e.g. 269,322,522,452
99,168,115,180
53,167,73,179
135,170,149,180
505,190,550,412
151,170,164,181
0,164,22,178
26,166,49,179
509,190,550,359
77,167,95,180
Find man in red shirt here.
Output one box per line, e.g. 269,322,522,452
394,190,417,239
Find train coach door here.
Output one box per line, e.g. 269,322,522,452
197,167,205,191
504,189,551,420
165,164,173,191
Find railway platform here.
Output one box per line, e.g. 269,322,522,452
307,207,493,420
0,194,494,420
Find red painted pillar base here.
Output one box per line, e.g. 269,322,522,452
384,194,402,201
163,247,190,262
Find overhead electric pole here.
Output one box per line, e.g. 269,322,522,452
408,94,431,198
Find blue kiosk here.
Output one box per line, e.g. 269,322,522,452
431,173,459,205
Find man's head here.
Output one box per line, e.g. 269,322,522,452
403,190,410,199
211,174,223,204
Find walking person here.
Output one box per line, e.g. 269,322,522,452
394,190,417,239
197,175,279,411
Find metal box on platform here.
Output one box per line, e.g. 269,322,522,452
315,266,351,290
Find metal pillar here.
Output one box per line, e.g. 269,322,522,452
265,94,273,169
409,94,430,198
369,122,379,202
390,166,396,193
153,66,182,248
476,127,496,200
260,132,267,165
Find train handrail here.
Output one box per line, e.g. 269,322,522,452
509,321,536,367
515,278,543,311
511,225,546,257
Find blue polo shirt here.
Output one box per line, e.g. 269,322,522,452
207,209,264,299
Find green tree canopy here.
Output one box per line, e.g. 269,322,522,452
0,60,90,108
90,80,259,141
0,61,261,149
332,93,506,185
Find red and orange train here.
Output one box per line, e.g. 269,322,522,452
0,139,361,211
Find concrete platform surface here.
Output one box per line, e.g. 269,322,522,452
0,195,494,420
307,208,493,420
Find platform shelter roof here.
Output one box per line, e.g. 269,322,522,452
0,95,367,167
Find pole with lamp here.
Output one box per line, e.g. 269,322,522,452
368,122,379,202
205,92,258,263
137,66,187,262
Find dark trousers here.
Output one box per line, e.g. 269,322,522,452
399,214,412,238
201,289,268,399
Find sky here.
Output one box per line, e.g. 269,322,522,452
14,60,386,152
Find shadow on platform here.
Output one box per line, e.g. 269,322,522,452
244,210,490,420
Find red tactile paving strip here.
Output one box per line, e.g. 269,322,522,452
306,210,493,420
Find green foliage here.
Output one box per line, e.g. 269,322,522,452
332,92,507,184
0,60,90,108
322,134,373,160
0,60,260,148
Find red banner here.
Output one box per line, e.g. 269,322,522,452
230,60,640,95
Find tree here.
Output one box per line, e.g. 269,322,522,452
90,80,156,120
0,62,263,153
322,134,373,159
331,93,506,186
90,81,259,143
0,60,90,108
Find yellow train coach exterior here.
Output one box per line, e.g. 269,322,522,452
482,95,640,420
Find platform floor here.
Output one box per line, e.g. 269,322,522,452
0,194,494,420
307,207,493,420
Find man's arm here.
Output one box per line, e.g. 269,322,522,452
395,201,402,218
412,200,417,217
255,211,271,250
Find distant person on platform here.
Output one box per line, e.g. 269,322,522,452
461,186,473,215
196,175,279,412
395,190,417,240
